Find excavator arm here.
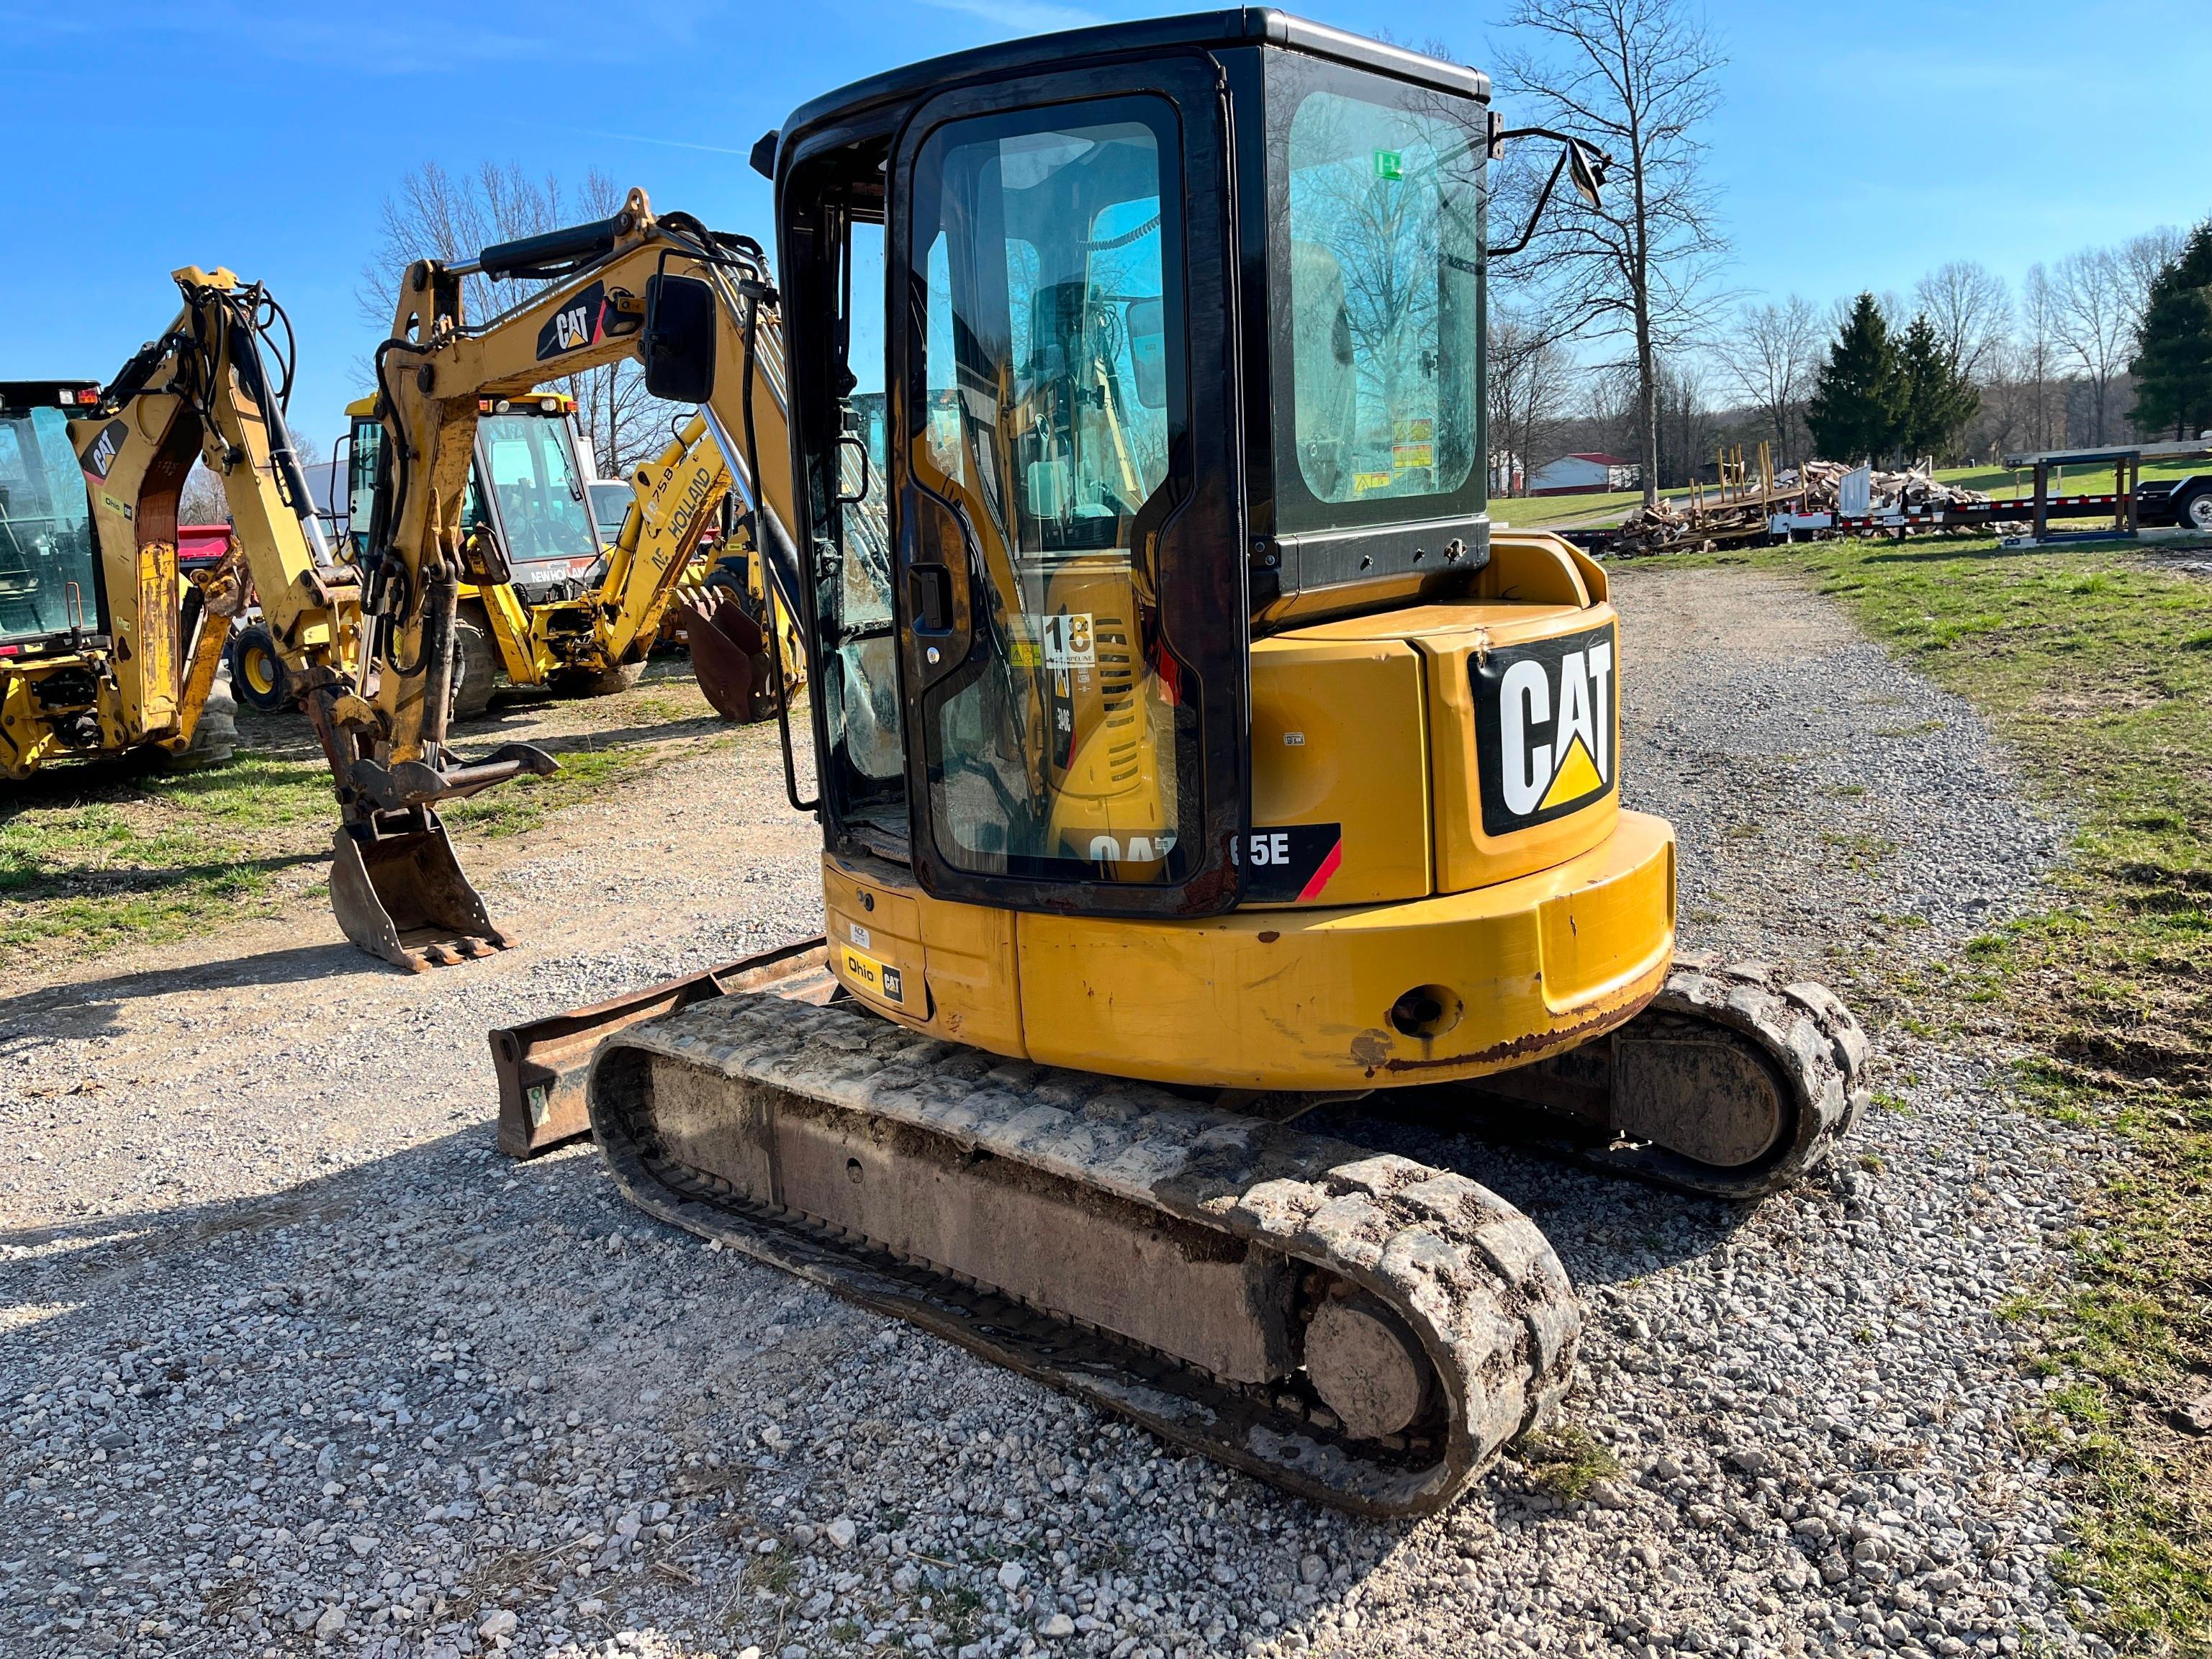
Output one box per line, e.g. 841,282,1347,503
594,413,727,667
332,189,796,969
69,266,356,756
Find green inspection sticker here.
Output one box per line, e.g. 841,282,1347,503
1373,149,1403,181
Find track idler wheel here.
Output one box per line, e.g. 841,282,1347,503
1450,957,1871,1199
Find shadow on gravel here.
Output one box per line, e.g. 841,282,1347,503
1317,1100,1762,1288
0,1123,582,1269
0,941,371,1041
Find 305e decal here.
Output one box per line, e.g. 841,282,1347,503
1473,622,1617,835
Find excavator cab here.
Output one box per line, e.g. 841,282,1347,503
502,13,1865,1515
767,19,1501,922
739,12,1684,1081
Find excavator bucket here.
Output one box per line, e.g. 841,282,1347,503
678,589,772,722
330,808,511,972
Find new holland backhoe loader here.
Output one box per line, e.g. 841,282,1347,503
474,14,1870,1516
0,270,354,779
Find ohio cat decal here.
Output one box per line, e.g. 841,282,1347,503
78,419,128,482
1473,623,1617,835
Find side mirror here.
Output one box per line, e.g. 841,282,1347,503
1567,140,1608,211
1126,297,1167,410
643,274,717,403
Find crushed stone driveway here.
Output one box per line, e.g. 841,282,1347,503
1,564,2117,1659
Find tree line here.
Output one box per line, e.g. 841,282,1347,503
1483,0,2212,493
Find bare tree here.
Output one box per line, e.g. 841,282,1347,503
2049,246,2133,445
1494,0,1730,506
2015,263,2064,451
1727,294,1819,466
357,161,676,477
176,433,322,526
1913,261,2011,385
1488,307,1576,495
2121,226,2187,335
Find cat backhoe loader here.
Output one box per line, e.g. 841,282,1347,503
480,14,1868,1516
318,389,791,722
0,270,355,779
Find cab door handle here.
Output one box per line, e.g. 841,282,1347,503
908,564,954,632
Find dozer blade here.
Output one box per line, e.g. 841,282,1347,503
330,810,511,973
1438,957,1872,1200
587,993,1581,1518
487,939,836,1157
678,591,771,723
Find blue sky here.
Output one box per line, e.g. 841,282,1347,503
6,0,2207,449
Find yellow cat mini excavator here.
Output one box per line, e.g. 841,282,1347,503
463,14,1867,1516
0,270,355,778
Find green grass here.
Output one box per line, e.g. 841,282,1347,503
1519,1424,1623,1503
441,741,675,839
0,745,335,958
1741,533,2212,1653
0,697,739,968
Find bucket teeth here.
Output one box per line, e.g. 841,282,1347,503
328,813,513,973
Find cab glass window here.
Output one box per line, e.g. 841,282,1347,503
1273,70,1484,525
907,99,1195,884
479,413,596,564
0,409,99,644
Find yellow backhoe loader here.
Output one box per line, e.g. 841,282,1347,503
0,270,356,779
466,14,1866,1517
312,389,790,722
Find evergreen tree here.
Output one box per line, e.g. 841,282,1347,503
2130,220,2212,440
1805,293,1904,463
1897,312,1980,463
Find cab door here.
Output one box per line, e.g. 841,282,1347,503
888,58,1248,918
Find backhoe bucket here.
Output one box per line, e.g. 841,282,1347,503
679,590,772,723
331,810,512,973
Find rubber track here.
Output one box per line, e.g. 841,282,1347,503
1576,956,1872,1199
589,994,1581,1517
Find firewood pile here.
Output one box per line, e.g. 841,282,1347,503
1605,463,2002,556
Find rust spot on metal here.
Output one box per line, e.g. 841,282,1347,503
1369,984,1663,1076
1258,930,1281,944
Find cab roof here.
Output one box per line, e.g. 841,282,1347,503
1,380,101,414
765,8,1487,177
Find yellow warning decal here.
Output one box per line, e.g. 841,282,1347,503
1540,733,1604,810
840,944,907,1006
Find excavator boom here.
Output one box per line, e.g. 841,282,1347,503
329,196,800,967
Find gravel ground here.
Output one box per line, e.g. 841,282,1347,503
0,564,2118,1659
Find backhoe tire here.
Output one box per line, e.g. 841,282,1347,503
450,616,500,724
552,658,647,699
165,667,237,773
227,622,292,715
